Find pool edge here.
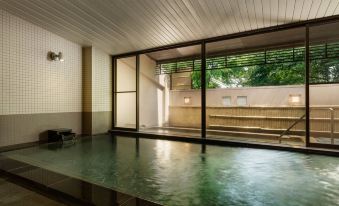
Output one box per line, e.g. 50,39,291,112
109,129,339,157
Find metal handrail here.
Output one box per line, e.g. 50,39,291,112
309,107,335,144
329,108,335,144
279,114,306,144
279,107,336,144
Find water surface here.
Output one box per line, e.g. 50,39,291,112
3,135,339,206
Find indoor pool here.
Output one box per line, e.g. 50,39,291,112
2,135,339,206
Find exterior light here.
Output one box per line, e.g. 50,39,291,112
58,52,64,62
184,97,191,105
289,94,301,105
48,51,64,62
237,96,247,106
222,96,232,106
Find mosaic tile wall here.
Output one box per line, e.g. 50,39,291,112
0,9,82,115
0,9,83,146
92,47,112,113
82,46,112,135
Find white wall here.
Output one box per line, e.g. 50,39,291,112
0,9,82,115
92,47,112,112
139,54,163,128
0,9,82,146
170,84,339,107
310,84,339,106
88,46,112,134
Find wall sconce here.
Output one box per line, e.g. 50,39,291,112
222,96,232,106
48,51,64,62
289,94,301,105
184,97,191,105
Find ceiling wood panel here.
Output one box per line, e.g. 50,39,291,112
284,0,295,23
261,0,271,27
309,0,323,19
292,0,303,21
300,0,313,20
335,0,339,14
315,0,330,18
325,0,338,16
221,0,241,33
1,0,338,55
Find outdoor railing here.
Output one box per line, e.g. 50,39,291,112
310,107,336,144
168,105,338,144
279,114,306,144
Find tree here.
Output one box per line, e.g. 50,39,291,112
167,43,339,89
310,59,339,83
191,54,338,89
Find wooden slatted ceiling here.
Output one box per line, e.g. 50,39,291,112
1,0,338,55
147,27,307,61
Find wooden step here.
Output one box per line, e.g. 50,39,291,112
208,125,305,135
209,114,339,121
152,126,304,142
209,114,301,120
209,125,339,138
206,130,303,142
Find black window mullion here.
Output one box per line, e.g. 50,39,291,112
305,25,310,147
201,42,206,139
113,57,117,129
136,55,140,131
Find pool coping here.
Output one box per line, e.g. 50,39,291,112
0,155,162,206
109,130,339,157
0,169,93,206
0,141,40,153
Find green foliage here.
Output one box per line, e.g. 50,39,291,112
245,63,305,87
161,43,339,89
192,59,339,89
310,59,339,83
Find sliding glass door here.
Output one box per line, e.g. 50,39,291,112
308,21,339,148
205,28,306,146
139,45,202,138
114,56,138,129
111,20,339,151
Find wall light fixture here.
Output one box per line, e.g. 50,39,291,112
48,51,64,62
289,94,301,105
184,97,191,105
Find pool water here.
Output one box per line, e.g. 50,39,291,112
2,135,339,206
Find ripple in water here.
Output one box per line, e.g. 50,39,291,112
3,135,339,206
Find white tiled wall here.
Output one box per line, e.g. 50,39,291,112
0,9,82,115
92,47,112,112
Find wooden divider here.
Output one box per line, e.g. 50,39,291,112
169,106,339,138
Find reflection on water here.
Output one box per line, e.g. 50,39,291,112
3,135,339,206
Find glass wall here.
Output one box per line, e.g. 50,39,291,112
309,21,339,146
139,45,202,137
112,20,339,150
114,56,137,129
205,28,306,146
